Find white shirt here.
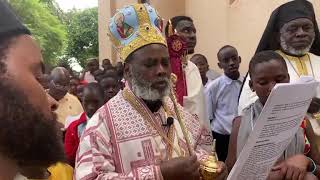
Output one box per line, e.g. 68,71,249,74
206,69,220,81
204,78,213,91
204,70,220,91
83,71,97,83
184,61,210,129
205,74,244,135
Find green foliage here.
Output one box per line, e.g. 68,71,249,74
9,0,67,65
65,7,99,68
9,0,98,68
40,0,66,23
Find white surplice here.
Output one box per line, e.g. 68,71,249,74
184,61,211,129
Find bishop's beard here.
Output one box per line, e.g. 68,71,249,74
129,66,171,101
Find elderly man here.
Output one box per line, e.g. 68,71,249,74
49,67,83,126
239,0,320,113
75,3,226,180
0,1,66,179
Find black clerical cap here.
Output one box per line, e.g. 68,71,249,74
276,0,315,31
0,0,30,37
255,0,320,56
239,0,320,101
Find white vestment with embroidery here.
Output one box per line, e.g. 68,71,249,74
75,88,212,180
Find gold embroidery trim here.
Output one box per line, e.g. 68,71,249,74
277,50,312,77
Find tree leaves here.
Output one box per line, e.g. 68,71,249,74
10,0,67,66
9,0,98,69
65,7,98,68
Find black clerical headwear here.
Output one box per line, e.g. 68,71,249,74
256,0,320,56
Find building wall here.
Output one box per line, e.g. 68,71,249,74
185,0,228,73
98,0,112,64
98,0,320,72
150,0,185,23
185,0,319,74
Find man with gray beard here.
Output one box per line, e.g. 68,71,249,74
237,2,320,177
75,3,227,180
239,0,320,114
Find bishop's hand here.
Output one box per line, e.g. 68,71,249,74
214,161,228,180
160,155,200,180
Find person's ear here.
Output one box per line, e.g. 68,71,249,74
238,56,242,64
205,63,209,70
47,93,59,111
123,62,131,80
217,62,222,69
249,79,255,92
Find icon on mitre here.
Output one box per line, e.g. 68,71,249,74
114,13,134,39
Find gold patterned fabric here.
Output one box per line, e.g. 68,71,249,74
277,50,311,76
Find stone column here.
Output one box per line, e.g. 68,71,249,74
98,0,117,64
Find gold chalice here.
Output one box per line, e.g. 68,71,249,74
200,139,220,179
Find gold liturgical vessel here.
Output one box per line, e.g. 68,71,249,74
200,139,220,179
166,19,220,180
169,82,220,179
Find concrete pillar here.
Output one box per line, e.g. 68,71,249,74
185,0,228,73
98,0,117,64
150,0,185,23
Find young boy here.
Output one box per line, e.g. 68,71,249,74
75,81,87,103
64,83,104,166
80,58,99,83
102,58,112,71
99,70,121,103
226,51,319,180
205,45,243,162
190,53,220,88
69,76,80,97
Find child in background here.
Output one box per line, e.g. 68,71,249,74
69,76,80,97
75,80,87,103
99,69,121,103
205,45,243,162
64,83,104,166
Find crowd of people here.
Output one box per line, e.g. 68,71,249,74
0,0,320,180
